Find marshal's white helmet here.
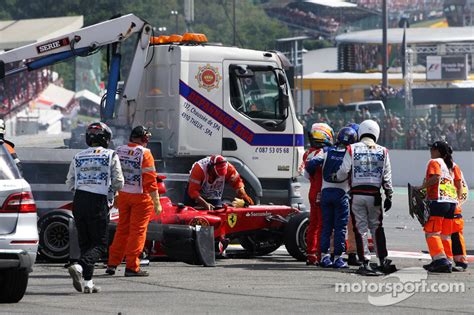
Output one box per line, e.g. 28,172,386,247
358,119,380,142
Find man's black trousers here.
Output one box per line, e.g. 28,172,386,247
72,189,109,280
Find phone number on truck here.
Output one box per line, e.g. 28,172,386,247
254,147,290,154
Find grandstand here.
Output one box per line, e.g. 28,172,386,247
264,0,380,38
265,0,445,38
302,25,474,150
444,0,474,26
335,26,474,73
0,16,83,136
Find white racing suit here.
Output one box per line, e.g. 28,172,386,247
335,137,393,263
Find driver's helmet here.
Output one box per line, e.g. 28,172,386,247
337,127,357,145
310,123,334,147
85,122,112,148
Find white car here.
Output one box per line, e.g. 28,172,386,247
0,143,38,303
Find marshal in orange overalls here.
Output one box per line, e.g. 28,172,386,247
423,158,457,262
108,143,159,273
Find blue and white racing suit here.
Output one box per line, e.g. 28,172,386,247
309,145,350,257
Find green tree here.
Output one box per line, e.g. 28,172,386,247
0,0,290,87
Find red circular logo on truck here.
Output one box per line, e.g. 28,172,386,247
201,69,216,85
195,64,221,92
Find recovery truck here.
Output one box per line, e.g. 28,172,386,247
0,14,307,261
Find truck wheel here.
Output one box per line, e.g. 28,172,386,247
244,183,260,205
38,213,71,262
239,233,283,256
223,180,260,206
284,212,309,261
0,269,28,303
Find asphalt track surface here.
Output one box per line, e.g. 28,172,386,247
2,183,473,314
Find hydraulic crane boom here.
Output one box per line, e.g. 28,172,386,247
0,14,152,122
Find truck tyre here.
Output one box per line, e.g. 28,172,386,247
38,212,72,261
284,212,309,261
223,180,260,206
0,269,28,303
239,233,283,256
244,183,260,205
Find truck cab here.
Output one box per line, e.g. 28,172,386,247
127,40,305,208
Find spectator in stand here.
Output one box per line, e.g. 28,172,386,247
361,106,372,120
457,125,469,150
307,104,472,151
407,123,418,149
314,110,331,125
353,109,363,124
445,124,458,150
391,117,405,149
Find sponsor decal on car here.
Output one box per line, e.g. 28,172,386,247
245,212,271,217
195,64,221,92
189,217,210,226
227,213,237,228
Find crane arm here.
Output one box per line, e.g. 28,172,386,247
0,13,152,121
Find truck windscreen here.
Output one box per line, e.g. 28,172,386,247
230,66,285,122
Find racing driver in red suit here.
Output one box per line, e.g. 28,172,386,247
301,123,334,265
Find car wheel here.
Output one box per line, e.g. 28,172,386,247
0,269,28,303
239,233,283,256
38,213,71,262
284,212,309,261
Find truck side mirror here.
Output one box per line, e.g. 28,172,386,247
277,72,287,86
277,72,289,110
280,93,289,110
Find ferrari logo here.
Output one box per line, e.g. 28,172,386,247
227,213,237,228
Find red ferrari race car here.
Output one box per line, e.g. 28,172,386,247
126,196,309,262
38,177,310,264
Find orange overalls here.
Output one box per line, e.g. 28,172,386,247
452,164,467,265
423,159,457,261
108,143,158,272
4,140,20,164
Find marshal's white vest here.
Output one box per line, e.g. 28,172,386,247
116,145,147,194
74,147,114,195
194,157,226,200
429,158,457,203
350,142,387,188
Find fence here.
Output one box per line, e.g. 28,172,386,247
303,104,473,151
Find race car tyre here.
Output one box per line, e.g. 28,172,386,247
284,212,309,261
38,212,72,262
239,233,283,256
0,269,28,303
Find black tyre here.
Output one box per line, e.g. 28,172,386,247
239,232,283,256
38,213,72,262
0,269,29,303
284,212,309,261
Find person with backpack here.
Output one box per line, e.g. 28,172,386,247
306,127,357,268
